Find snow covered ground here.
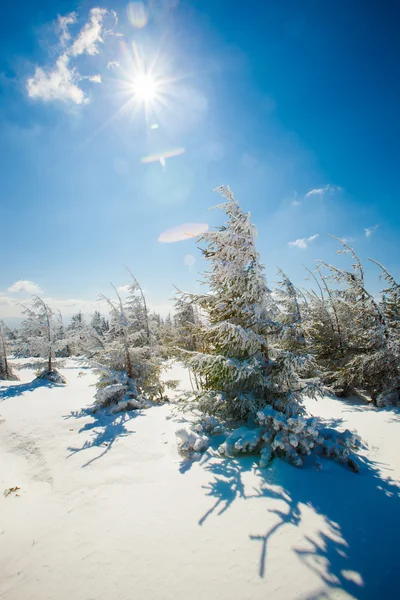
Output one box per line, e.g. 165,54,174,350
1,359,400,600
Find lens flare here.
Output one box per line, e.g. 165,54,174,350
127,2,149,28
141,147,185,164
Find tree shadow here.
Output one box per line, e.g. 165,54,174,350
0,378,59,400
382,406,400,423
64,408,139,468
341,403,400,421
336,393,400,417
12,359,49,371
317,417,346,429
198,456,257,524
194,450,400,598
12,359,66,371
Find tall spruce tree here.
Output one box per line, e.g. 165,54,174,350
179,185,274,419
175,187,360,469
180,187,320,417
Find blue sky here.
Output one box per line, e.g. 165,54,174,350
1,0,399,322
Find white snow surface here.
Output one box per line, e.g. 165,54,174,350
1,359,400,600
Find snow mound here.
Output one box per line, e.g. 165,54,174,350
36,369,66,384
176,427,209,460
219,427,263,455
94,384,126,407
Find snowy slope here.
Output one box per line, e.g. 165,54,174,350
1,359,400,600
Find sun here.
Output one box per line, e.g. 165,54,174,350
111,43,179,127
132,72,158,102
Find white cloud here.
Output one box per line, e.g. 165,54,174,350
103,10,122,35
184,254,196,267
305,185,342,198
116,284,130,294
48,297,109,314
288,234,319,249
0,289,172,321
158,223,209,243
27,55,87,104
58,12,77,46
26,7,111,105
107,60,120,69
365,225,379,238
7,280,44,294
111,9,118,25
0,295,14,309
70,7,107,57
146,298,173,318
292,200,302,206
0,294,109,320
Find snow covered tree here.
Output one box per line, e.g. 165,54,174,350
178,185,274,418
173,296,199,352
314,238,399,405
93,273,175,412
0,321,18,380
18,297,66,383
174,187,361,469
91,311,109,336
64,311,95,356
156,313,174,350
372,259,400,335
124,267,151,346
274,268,306,352
303,265,349,393
180,186,321,419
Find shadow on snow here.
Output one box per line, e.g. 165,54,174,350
64,408,139,468
188,440,400,598
0,378,61,400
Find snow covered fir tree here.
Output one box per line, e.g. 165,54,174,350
175,186,361,470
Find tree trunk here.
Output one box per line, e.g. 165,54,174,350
45,308,52,372
0,327,9,379
126,348,134,380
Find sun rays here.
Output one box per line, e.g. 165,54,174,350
113,42,179,127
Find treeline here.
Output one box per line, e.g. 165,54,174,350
3,186,399,470
1,191,399,411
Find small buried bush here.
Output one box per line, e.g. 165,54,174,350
92,381,150,414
